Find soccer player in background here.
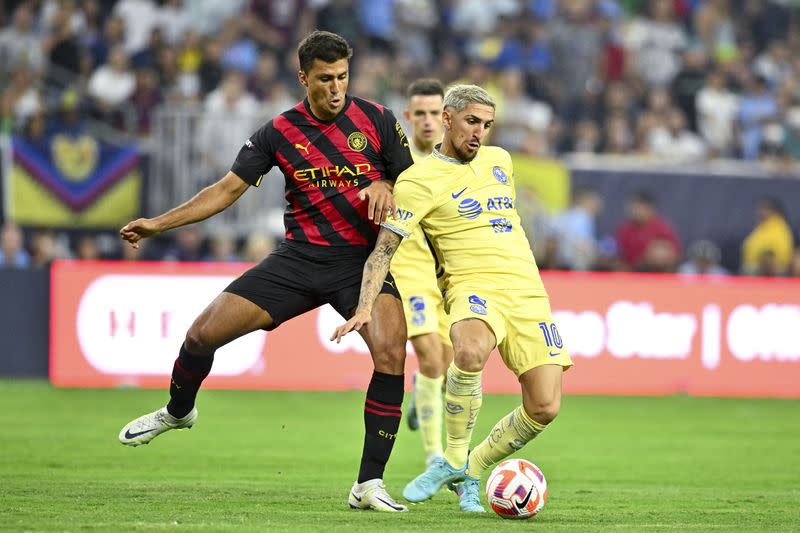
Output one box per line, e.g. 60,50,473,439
392,78,454,467
332,84,573,513
118,31,412,512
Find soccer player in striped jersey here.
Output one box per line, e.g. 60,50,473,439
332,85,573,513
392,79,454,467
118,31,411,512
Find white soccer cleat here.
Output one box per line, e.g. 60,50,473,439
118,407,197,446
348,479,408,512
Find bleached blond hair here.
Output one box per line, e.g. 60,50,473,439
443,84,495,113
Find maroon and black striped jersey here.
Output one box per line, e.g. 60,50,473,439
231,95,414,247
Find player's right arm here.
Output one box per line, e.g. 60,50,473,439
120,172,249,247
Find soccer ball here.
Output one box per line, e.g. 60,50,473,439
485,459,547,519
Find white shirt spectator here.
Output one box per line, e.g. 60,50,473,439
648,127,707,161
114,0,159,54
88,65,136,107
625,17,688,86
696,86,739,153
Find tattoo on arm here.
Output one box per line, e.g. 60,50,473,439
358,228,402,311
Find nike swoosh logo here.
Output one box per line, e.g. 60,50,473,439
515,485,534,510
351,493,362,502
549,351,560,357
375,496,404,510
124,428,156,439
452,187,467,199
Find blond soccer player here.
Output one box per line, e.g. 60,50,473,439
332,84,573,513
392,79,454,467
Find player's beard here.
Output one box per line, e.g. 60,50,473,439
454,144,479,162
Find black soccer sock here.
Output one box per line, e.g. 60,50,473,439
166,344,214,419
358,371,404,483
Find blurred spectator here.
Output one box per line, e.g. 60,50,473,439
737,74,779,160
198,38,225,95
114,0,159,55
76,235,101,260
570,118,602,154
637,237,680,273
550,186,603,270
317,0,361,49
248,0,313,56
44,2,83,76
1,68,43,126
218,18,258,74
128,68,162,135
30,230,59,268
647,108,706,161
183,0,247,37
89,15,126,70
196,71,261,178
741,197,795,275
0,4,45,75
0,223,31,268
753,40,792,90
624,0,688,87
549,0,601,115
693,0,736,62
157,0,188,45
242,233,276,263
678,240,728,275
696,68,739,156
88,46,136,111
615,190,682,270
671,47,708,130
162,226,204,262
132,27,166,69
494,68,552,154
205,232,241,263
789,250,800,277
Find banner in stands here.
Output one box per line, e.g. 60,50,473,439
7,134,140,227
50,261,800,397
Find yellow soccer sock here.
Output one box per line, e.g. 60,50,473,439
415,374,444,462
468,405,546,478
443,363,483,469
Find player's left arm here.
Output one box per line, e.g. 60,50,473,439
330,227,403,342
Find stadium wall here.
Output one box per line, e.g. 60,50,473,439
0,268,49,376
49,261,800,397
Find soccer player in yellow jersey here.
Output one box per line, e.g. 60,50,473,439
393,79,454,467
332,84,573,513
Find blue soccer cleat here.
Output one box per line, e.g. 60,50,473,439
403,456,466,502
406,371,419,431
458,475,486,513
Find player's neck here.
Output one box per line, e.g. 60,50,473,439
412,137,434,156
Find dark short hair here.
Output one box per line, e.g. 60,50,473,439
297,31,352,73
406,78,444,99
630,190,655,207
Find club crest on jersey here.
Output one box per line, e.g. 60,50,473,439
492,166,509,184
347,131,368,152
457,198,482,220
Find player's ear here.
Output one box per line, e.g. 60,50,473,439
403,110,411,122
298,70,308,87
442,110,452,131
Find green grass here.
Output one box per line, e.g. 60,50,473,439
1,381,798,532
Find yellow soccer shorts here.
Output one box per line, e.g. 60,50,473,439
396,280,452,347
445,289,573,376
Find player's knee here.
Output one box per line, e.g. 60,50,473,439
417,356,443,378
371,343,406,374
523,396,561,426
184,323,218,356
453,344,487,373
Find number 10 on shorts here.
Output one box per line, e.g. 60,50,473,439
538,322,563,349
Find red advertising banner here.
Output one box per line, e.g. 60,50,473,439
50,261,800,397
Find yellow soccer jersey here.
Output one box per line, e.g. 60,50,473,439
390,146,436,280
383,145,546,296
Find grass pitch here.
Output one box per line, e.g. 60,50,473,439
1,380,798,532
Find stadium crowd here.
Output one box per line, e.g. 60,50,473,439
0,0,798,275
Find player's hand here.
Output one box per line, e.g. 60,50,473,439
119,218,161,248
330,308,372,343
358,180,396,222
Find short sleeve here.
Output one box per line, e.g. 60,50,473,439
381,174,434,239
230,121,277,187
377,108,414,181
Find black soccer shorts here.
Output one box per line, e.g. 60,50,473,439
224,240,401,330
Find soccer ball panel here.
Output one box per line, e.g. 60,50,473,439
485,459,547,519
